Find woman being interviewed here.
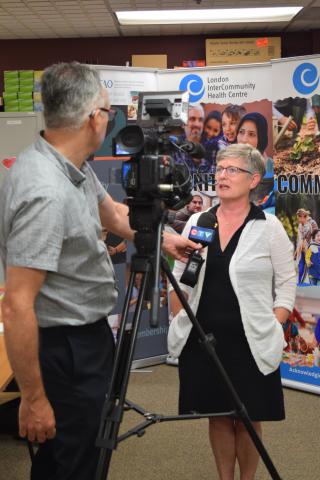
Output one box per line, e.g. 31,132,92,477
168,143,296,480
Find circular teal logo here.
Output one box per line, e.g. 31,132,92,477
293,63,319,95
179,74,205,102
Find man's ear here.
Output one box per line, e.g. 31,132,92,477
88,109,100,132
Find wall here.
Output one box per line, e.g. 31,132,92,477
0,30,319,93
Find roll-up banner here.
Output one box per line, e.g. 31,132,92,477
272,54,320,394
92,67,169,367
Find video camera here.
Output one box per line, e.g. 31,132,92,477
113,90,192,211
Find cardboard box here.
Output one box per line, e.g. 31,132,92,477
18,92,33,100
34,70,44,92
19,70,34,80
132,54,167,69
4,99,19,108
19,85,33,93
4,70,18,80
33,92,42,102
3,92,18,102
4,105,19,112
206,37,281,66
34,102,44,112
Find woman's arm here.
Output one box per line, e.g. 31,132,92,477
273,307,291,325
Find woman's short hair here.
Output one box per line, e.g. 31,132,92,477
237,112,268,154
216,143,266,178
41,62,104,130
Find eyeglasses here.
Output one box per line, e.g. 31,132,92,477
215,165,253,177
89,107,116,121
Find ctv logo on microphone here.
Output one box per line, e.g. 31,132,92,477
179,74,205,102
189,226,215,244
292,62,319,95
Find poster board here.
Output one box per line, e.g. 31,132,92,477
272,54,320,393
206,37,281,66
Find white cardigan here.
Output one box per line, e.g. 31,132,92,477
168,211,296,375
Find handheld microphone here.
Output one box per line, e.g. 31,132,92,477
169,135,206,159
180,211,217,287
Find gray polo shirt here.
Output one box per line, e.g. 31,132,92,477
0,134,118,327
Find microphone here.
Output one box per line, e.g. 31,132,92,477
180,211,217,287
169,135,206,159
188,211,216,247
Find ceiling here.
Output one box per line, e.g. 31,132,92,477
0,0,319,40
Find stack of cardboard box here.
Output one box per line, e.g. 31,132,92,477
3,71,19,112
3,70,44,112
33,70,43,112
18,70,34,112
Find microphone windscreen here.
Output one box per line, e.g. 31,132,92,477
196,211,216,229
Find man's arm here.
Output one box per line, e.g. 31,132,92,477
2,266,56,443
99,193,201,262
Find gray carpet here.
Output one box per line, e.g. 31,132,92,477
0,364,319,479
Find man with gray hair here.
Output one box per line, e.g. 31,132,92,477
174,104,214,177
0,62,199,480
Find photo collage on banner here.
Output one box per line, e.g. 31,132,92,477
272,55,320,393
158,63,275,237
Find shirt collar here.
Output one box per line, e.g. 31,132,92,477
211,202,266,222
35,132,87,186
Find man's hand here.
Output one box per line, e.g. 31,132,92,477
19,394,56,443
163,231,201,263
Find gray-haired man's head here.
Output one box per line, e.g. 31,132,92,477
41,62,106,131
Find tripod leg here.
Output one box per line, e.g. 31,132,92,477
95,264,152,480
162,257,282,480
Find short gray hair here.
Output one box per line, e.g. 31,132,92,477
216,143,266,178
189,103,204,117
41,62,104,130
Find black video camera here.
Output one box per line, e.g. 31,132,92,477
113,91,192,210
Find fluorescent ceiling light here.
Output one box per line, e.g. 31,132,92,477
116,7,303,25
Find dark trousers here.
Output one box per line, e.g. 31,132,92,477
31,318,115,480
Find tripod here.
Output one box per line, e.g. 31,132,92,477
95,209,282,480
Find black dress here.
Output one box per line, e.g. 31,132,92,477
178,204,285,422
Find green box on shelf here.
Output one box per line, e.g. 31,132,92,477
4,70,19,80
19,85,33,93
5,98,19,106
4,77,19,87
19,105,34,112
4,84,19,93
19,79,34,88
4,105,20,112
19,70,34,80
19,98,33,106
18,92,33,100
3,92,18,101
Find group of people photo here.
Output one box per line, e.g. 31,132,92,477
173,100,274,179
